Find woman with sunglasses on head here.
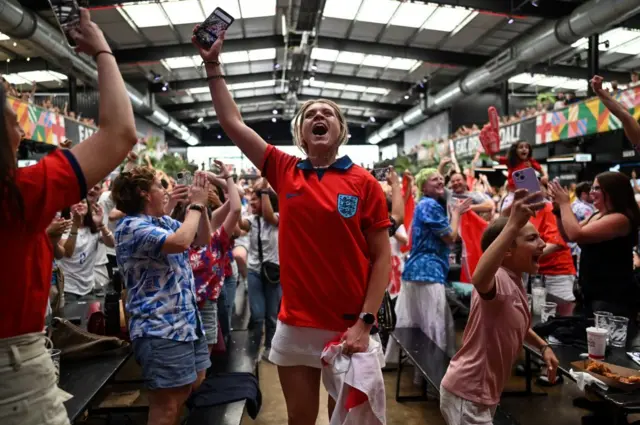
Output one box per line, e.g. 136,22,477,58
193,31,391,425
549,173,640,349
0,8,137,425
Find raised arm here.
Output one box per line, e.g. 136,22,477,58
255,178,278,226
387,167,404,224
162,175,209,253
591,75,640,147
214,160,242,236
473,190,543,295
193,31,267,167
68,9,137,189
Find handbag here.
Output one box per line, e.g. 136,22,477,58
377,291,396,332
48,317,129,360
256,216,280,285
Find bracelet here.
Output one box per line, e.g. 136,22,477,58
540,344,551,355
94,50,114,60
202,60,220,66
188,203,205,213
69,232,78,236
206,74,225,81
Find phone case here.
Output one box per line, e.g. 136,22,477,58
48,0,81,47
195,7,235,49
512,167,541,194
371,168,389,181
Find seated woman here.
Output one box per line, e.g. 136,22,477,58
112,168,212,425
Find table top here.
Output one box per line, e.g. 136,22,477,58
59,351,131,421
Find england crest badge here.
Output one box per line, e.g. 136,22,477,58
337,194,359,218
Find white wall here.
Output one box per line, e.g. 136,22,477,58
187,144,380,172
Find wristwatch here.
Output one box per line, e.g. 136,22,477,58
359,312,375,325
188,203,205,213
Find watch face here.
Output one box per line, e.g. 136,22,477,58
362,313,375,325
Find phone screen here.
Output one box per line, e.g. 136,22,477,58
176,171,193,186
48,0,83,48
194,7,235,49
371,168,389,182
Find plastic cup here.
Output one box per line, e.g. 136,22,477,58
532,287,546,316
541,302,557,323
587,327,608,360
594,311,613,344
610,316,630,348
49,348,61,384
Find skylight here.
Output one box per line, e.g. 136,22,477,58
162,56,200,69
162,0,204,25
120,3,169,28
344,85,367,92
423,6,474,32
356,0,399,25
188,87,211,95
248,48,276,61
389,2,437,28
221,51,249,63
324,82,346,90
508,73,543,85
387,58,418,70
323,0,362,20
228,80,275,90
239,0,276,19
572,28,640,54
304,80,389,95
311,48,340,62
3,71,67,84
362,54,391,68
200,0,241,18
365,87,389,95
336,51,366,65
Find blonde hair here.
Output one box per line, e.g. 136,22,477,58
414,168,439,199
291,99,349,153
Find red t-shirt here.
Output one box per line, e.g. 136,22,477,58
498,156,543,190
529,203,576,276
1,150,86,338
262,145,391,332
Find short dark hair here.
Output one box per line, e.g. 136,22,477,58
575,181,591,199
480,217,510,252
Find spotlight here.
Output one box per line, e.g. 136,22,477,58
311,61,318,71
6,58,9,63
12,42,17,47
531,0,538,6
271,117,277,123
26,57,30,62
274,63,281,70
369,116,376,123
404,94,410,100
272,109,278,114
217,134,222,139
162,82,169,92
361,124,366,128
347,134,352,139
508,17,514,24
197,117,204,123
310,75,315,82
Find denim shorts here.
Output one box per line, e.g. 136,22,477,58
132,337,211,390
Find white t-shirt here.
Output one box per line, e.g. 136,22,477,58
247,214,279,272
98,191,116,258
59,227,101,296
390,224,407,258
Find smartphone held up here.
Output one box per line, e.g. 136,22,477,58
48,0,85,48
371,167,390,182
193,7,235,49
513,167,543,205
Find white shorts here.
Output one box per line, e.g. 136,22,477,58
268,321,341,368
543,274,576,302
440,386,496,425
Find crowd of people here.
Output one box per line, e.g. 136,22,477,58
1,76,96,126
4,9,640,425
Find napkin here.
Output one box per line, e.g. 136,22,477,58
569,369,608,392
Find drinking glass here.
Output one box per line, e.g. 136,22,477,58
541,302,557,323
610,316,630,348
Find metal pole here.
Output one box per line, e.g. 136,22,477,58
587,34,599,97
501,81,509,116
67,75,77,114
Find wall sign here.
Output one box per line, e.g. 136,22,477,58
451,117,536,160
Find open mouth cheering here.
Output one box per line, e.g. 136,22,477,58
312,122,328,136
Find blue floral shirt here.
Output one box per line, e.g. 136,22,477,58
115,215,203,342
402,197,452,284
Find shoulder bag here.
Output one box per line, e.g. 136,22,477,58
257,216,280,285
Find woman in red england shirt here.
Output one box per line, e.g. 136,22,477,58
193,32,391,424
0,9,137,425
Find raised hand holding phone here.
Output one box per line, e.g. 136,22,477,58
193,8,234,50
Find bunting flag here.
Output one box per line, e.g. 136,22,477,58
535,84,640,145
458,211,488,283
401,175,415,254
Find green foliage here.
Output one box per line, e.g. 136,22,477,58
120,136,198,177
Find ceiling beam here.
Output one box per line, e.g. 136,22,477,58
152,71,413,93
316,36,489,68
529,64,630,82
113,35,282,64
184,111,377,126
407,0,578,20
162,94,409,113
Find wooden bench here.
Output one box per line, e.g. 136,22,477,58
391,327,519,425
185,329,262,425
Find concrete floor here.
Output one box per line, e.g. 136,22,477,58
240,360,597,425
